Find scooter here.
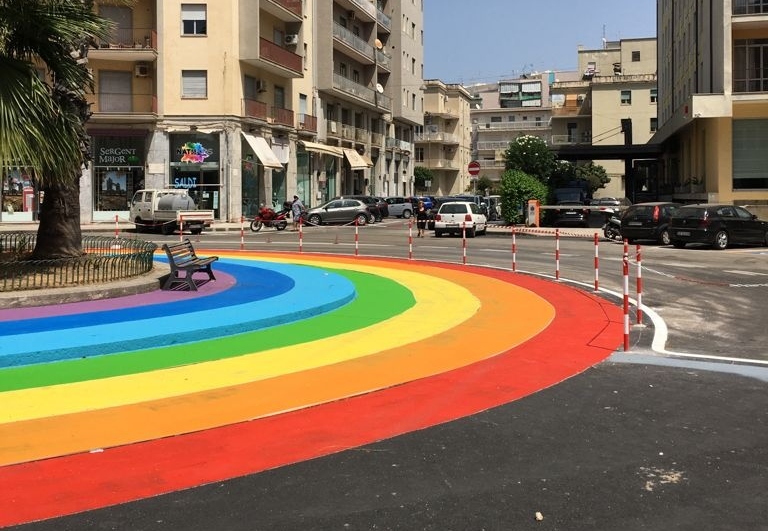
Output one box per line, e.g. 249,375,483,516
602,210,623,241
250,205,289,232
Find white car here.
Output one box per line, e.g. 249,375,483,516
384,196,414,218
433,201,488,237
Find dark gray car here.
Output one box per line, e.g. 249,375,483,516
669,204,768,250
620,202,681,244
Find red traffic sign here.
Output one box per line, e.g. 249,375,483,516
468,160,481,176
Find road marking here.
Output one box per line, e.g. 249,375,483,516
723,270,768,276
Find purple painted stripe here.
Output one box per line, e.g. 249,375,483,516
0,272,236,322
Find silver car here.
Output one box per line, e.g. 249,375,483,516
305,199,372,226
384,196,414,219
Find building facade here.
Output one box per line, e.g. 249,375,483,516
0,0,424,224
654,0,768,214
550,38,658,200
414,80,474,196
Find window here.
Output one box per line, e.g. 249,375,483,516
650,117,658,132
632,50,640,62
733,118,768,188
182,70,207,98
650,88,658,103
733,39,768,92
181,4,207,35
620,90,632,105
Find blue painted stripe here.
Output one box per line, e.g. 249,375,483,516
0,260,356,367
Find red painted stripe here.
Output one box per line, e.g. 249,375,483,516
0,265,621,527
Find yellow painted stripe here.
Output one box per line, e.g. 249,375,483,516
0,258,478,424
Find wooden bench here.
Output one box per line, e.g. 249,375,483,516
161,239,218,291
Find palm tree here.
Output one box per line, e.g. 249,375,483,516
0,0,111,259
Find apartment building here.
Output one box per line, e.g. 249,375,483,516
653,0,768,212
550,38,658,200
468,72,577,186
414,80,473,195
22,0,423,225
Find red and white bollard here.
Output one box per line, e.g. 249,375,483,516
114,214,119,238
511,226,517,272
623,243,630,352
462,222,467,265
555,228,561,280
594,232,600,291
408,218,413,260
240,215,245,250
179,215,184,242
636,244,643,325
354,217,360,257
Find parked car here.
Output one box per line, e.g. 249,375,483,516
425,196,461,229
552,201,590,227
433,201,488,238
334,195,384,222
453,194,490,217
384,196,414,218
372,197,390,218
669,204,768,250
620,202,681,245
305,199,372,226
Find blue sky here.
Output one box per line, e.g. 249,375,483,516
424,0,657,84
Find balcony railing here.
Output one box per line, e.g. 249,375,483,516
386,137,412,151
271,106,294,127
93,28,157,50
332,73,392,110
476,140,511,151
377,9,392,30
333,22,374,59
415,132,460,144
244,98,268,121
475,121,548,131
89,93,156,114
376,49,391,70
734,0,768,14
297,113,317,132
266,0,302,17
551,133,592,145
259,38,302,74
349,0,377,19
478,160,506,169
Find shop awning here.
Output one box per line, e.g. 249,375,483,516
241,132,283,169
299,140,344,157
343,148,372,170
360,153,374,167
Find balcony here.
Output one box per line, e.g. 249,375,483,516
90,28,157,62
271,106,294,127
258,38,303,77
386,137,412,152
243,98,268,121
339,0,377,20
476,140,511,151
414,132,460,144
475,121,548,132
478,160,506,169
550,132,592,146
297,113,317,133
88,92,157,121
263,0,303,20
333,22,375,64
377,8,392,32
422,158,457,170
376,49,391,71
332,73,392,111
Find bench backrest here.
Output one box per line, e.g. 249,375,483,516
162,239,199,265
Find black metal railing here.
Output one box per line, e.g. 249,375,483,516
0,234,157,292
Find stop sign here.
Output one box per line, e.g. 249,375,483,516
468,160,481,176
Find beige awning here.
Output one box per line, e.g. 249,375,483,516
343,148,372,170
360,153,374,167
241,132,283,169
299,141,344,157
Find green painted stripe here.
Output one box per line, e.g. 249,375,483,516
0,269,414,392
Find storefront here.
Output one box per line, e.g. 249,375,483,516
169,132,221,218
90,133,146,222
1,167,36,222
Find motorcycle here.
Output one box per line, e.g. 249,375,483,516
602,210,623,241
250,205,289,232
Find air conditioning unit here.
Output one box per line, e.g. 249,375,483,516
134,62,149,77
285,34,299,45
255,79,267,93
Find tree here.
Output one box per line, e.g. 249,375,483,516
0,0,111,259
574,161,610,194
504,135,556,183
414,166,433,193
498,169,549,224
471,175,493,195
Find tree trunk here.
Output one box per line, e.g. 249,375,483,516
31,176,83,259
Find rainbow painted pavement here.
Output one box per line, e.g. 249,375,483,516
0,251,622,527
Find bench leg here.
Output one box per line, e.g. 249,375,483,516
204,264,216,281
162,270,199,291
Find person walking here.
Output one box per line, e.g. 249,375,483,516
416,200,428,237
291,195,304,230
